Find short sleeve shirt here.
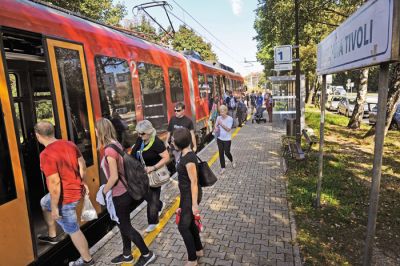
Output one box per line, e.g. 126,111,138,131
216,115,233,141
131,136,166,166
167,116,194,133
103,142,127,197
40,140,83,205
176,151,198,199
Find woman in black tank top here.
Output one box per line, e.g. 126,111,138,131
172,128,203,266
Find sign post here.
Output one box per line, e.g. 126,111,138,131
316,0,400,264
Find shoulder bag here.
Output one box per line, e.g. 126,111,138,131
139,139,171,188
196,155,217,187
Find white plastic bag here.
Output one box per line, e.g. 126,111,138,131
81,195,98,222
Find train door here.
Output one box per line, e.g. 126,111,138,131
45,39,99,213
0,31,34,265
137,62,168,131
0,30,99,262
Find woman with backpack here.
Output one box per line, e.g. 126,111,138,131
172,128,203,266
131,120,170,233
96,118,155,266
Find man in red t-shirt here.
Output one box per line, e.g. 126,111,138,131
35,121,94,266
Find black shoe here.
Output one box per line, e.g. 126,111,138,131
135,251,155,266
38,235,59,245
111,254,134,264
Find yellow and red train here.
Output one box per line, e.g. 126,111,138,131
0,0,244,265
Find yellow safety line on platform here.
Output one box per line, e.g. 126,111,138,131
128,125,243,263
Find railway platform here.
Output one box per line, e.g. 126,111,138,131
91,120,301,266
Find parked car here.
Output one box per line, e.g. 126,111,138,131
325,95,344,111
369,103,400,130
333,86,347,96
337,98,369,117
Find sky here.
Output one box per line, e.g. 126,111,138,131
114,0,264,76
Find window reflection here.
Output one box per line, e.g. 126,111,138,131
95,56,137,147
138,62,168,131
55,47,93,165
198,74,207,99
168,68,184,103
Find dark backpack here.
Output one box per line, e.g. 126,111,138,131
106,144,149,200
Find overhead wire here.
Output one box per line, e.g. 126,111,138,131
169,0,244,57
148,0,243,64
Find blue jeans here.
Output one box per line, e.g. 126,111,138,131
40,193,80,234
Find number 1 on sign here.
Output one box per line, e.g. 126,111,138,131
278,51,283,61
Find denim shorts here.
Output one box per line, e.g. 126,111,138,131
40,193,80,234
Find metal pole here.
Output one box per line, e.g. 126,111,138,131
315,74,326,208
295,0,301,145
363,63,389,266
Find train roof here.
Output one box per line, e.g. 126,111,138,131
1,0,242,79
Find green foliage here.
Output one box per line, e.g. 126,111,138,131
46,0,126,26
286,106,400,264
171,25,217,61
254,0,363,77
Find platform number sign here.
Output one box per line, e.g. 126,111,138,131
274,45,292,64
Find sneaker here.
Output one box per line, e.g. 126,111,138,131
111,254,134,264
135,251,156,266
219,168,225,175
38,235,59,245
69,258,95,266
231,162,236,168
145,224,158,233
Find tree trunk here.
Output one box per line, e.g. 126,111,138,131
306,75,316,104
364,63,400,137
348,68,369,129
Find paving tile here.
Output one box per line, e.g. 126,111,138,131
92,121,301,265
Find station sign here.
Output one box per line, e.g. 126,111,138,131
274,45,292,64
274,63,293,71
317,0,400,75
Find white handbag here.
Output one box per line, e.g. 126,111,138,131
139,152,170,187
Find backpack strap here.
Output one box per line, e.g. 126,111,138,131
104,143,129,189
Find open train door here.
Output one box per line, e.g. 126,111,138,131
45,39,100,220
0,33,34,264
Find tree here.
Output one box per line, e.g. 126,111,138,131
125,16,162,43
170,25,217,61
46,0,126,26
348,68,368,128
254,0,363,102
365,63,400,137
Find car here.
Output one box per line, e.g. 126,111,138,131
325,95,344,111
369,103,400,130
337,98,369,117
333,86,347,96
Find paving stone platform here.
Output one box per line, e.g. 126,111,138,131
92,121,301,266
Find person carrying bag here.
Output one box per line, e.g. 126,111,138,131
131,120,170,233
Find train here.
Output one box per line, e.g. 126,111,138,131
0,0,244,265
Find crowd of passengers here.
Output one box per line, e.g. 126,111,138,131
34,90,274,266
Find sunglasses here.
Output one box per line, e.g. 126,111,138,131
174,109,183,112
138,132,146,136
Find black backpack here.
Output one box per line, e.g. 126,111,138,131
106,144,149,200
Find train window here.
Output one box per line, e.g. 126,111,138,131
138,62,168,131
198,74,207,99
9,74,24,143
0,102,17,205
55,47,93,166
226,78,231,91
168,68,184,103
207,75,215,97
95,56,137,147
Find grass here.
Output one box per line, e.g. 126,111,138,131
286,105,400,265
